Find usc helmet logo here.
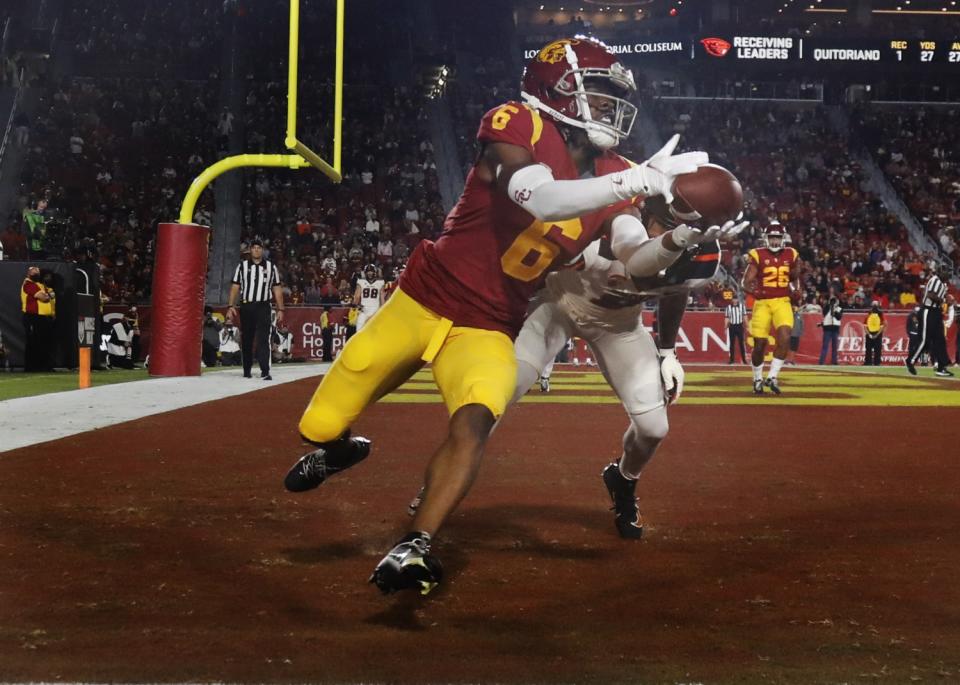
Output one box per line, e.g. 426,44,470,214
538,39,579,64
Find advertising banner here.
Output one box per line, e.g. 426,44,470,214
102,307,958,367
568,311,953,366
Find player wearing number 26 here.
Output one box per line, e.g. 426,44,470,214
286,37,713,595
742,221,801,395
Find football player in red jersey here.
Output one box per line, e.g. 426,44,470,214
742,221,802,394
283,37,717,595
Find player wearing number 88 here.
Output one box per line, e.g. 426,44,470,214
741,221,802,395
353,264,385,331
288,36,713,596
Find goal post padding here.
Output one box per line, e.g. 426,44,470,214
149,223,211,377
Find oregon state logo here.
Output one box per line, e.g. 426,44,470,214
701,37,732,57
538,39,579,63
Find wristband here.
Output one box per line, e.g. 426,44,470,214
658,348,676,357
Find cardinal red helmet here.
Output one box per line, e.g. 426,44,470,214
764,221,785,252
521,36,637,149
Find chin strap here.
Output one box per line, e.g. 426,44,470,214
521,92,620,150
521,92,588,133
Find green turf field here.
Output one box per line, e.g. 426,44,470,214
0,366,240,401
0,369,152,401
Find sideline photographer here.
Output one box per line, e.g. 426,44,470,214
23,199,48,260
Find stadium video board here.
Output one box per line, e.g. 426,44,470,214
522,35,960,66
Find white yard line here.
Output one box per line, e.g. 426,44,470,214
0,364,329,453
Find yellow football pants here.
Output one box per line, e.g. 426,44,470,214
299,288,517,443
749,296,794,339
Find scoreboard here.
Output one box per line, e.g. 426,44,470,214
522,35,960,67
884,38,960,64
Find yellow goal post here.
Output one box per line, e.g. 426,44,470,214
177,0,344,225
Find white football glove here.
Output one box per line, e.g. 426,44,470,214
671,216,750,248
609,134,709,204
659,348,685,404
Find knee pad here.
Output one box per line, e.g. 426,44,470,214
621,408,670,477
630,407,670,444
299,400,350,444
339,331,374,372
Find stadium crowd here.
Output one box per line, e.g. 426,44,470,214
3,6,955,318
7,76,219,303
62,0,226,78
652,99,943,309
853,106,960,265
240,78,444,305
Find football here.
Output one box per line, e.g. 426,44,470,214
671,163,744,226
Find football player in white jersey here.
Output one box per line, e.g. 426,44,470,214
511,196,746,539
407,198,746,531
353,264,385,331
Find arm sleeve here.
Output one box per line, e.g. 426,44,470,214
608,213,683,277
505,163,631,223
483,102,634,222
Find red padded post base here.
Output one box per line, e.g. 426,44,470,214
149,223,211,377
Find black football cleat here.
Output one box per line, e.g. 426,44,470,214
764,377,782,395
753,379,764,395
905,360,917,376
935,368,954,377
601,462,643,539
284,433,371,492
369,535,443,596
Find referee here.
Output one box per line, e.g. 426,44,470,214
227,238,284,380
724,296,747,364
907,271,953,377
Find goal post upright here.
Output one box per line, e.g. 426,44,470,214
150,0,345,377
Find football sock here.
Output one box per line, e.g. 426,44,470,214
752,364,764,382
617,456,639,481
769,357,785,379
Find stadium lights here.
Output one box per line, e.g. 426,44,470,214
873,7,960,12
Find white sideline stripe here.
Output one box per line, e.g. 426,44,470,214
0,364,330,454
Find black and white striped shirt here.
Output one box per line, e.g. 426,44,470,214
725,301,746,325
921,274,948,307
232,258,281,303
